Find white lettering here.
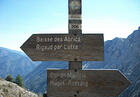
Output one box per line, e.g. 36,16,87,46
64,45,78,50
36,37,53,42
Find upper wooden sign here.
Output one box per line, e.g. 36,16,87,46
21,34,104,61
47,70,130,97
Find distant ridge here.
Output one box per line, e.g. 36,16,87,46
0,47,41,78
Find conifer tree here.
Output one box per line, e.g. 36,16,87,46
5,74,14,82
15,74,23,87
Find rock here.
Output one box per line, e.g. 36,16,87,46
0,78,41,97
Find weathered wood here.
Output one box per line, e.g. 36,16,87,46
47,69,130,97
69,0,82,34
68,0,82,70
69,61,82,70
21,34,104,61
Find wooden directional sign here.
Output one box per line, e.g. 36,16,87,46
21,34,104,61
47,70,130,97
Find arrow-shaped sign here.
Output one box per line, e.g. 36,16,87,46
47,69,130,97
21,34,104,61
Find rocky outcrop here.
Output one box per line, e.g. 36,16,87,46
0,78,41,97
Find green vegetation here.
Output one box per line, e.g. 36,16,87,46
15,74,23,87
5,74,14,82
5,74,23,87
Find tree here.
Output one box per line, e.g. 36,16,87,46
5,74,14,82
15,74,23,87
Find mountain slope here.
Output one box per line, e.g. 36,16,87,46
85,27,140,97
0,47,40,78
24,61,68,93
24,27,140,97
0,78,41,97
118,27,140,97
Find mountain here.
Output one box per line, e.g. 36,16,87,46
118,27,140,97
18,27,140,96
24,61,68,93
0,47,41,78
0,78,41,97
84,27,140,97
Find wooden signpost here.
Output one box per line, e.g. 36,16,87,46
47,70,130,97
21,0,130,97
21,34,104,61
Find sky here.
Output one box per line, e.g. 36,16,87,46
0,0,140,51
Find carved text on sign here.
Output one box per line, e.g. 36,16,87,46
47,70,130,97
50,80,88,87
36,36,81,43
21,34,104,61
49,71,86,80
69,24,82,30
36,44,79,51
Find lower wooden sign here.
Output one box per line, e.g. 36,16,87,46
47,70,130,97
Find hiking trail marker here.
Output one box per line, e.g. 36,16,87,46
47,70,130,97
21,0,130,97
